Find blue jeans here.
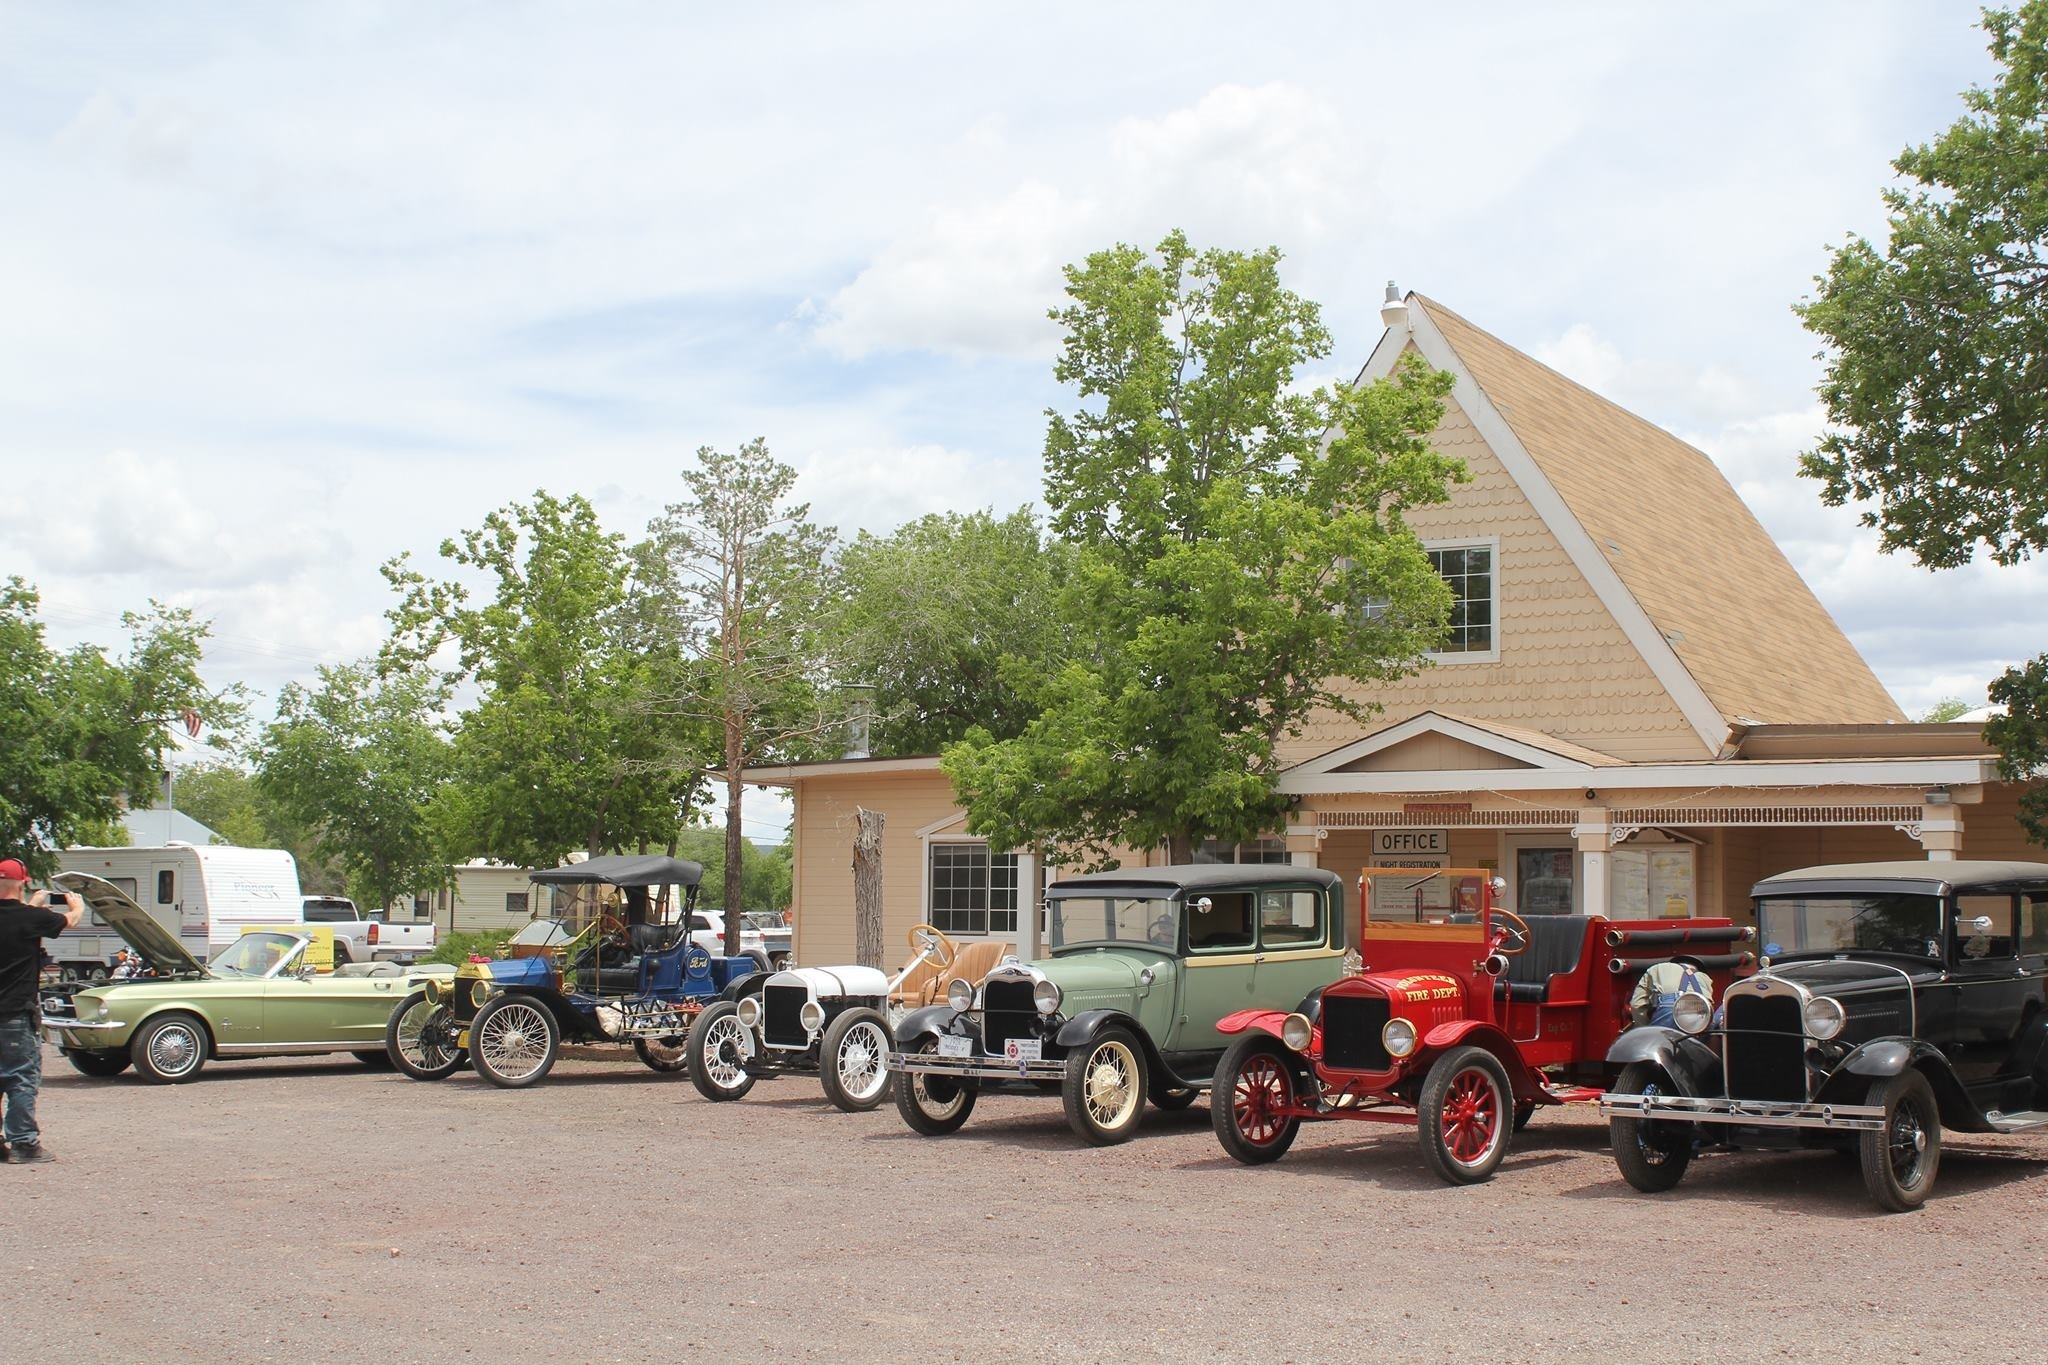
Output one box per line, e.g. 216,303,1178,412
0,1012,41,1146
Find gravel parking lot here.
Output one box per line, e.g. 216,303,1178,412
7,1045,2047,1363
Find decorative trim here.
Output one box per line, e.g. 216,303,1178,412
1287,710,1594,777
1279,756,1995,795
1893,821,1924,842
1307,803,1929,832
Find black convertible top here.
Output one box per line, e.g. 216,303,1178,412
529,854,704,888
1753,859,2048,899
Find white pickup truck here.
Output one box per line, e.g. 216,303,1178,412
298,896,438,965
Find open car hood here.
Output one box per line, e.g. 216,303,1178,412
52,871,207,977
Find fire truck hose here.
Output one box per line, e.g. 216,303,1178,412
1605,950,1754,974
1603,925,1756,949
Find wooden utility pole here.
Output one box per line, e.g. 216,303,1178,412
853,807,885,968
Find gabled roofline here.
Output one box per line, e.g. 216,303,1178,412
1278,755,1997,795
1288,710,1606,777
1358,297,1731,755
742,755,943,784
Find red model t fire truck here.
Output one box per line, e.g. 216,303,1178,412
1210,867,1753,1183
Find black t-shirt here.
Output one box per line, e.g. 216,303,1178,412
0,897,69,1014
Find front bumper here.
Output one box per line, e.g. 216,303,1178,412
886,1050,1065,1082
1598,1092,1885,1133
41,1018,128,1044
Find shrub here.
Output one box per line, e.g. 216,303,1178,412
423,928,516,965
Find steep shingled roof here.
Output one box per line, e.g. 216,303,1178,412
1415,295,1903,728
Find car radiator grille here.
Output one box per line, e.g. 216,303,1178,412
1319,995,1390,1072
981,979,1038,1054
1723,993,1807,1102
763,984,808,1048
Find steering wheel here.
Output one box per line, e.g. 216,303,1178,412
1149,914,1176,948
1489,907,1532,956
595,910,630,949
908,923,957,970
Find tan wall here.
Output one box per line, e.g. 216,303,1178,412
1285,391,1708,768
1960,785,2048,861
790,771,973,967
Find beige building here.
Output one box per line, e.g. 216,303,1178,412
406,860,542,933
749,294,2039,964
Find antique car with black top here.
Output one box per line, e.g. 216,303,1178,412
1599,860,2048,1211
685,924,1014,1111
385,854,756,1088
887,864,1346,1145
1209,867,1751,1183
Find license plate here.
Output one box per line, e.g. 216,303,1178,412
936,1034,972,1058
1005,1038,1041,1066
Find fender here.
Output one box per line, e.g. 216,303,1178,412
1417,1019,1545,1092
120,1001,220,1057
892,1004,963,1047
1216,1008,1293,1039
1828,1038,1988,1132
720,970,775,1002
1054,1009,1176,1086
1602,1026,1719,1097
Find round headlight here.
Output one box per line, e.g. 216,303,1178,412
799,1000,825,1032
470,980,494,1008
96,1002,111,1020
947,978,974,1012
1383,1017,1419,1059
735,996,761,1029
1672,991,1711,1036
1032,979,1062,1016
1280,1012,1312,1052
1804,995,1846,1040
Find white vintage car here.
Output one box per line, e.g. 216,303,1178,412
684,925,1014,1111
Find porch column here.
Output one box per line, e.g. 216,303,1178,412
1017,852,1041,957
1917,803,1964,862
1573,809,1610,917
1284,825,1323,868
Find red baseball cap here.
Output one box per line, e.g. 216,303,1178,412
0,858,29,881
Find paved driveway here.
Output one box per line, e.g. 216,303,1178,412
8,1046,2046,1362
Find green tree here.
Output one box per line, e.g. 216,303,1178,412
647,440,837,951
1796,4,2048,846
170,761,273,846
832,508,1071,755
675,827,793,912
943,233,1466,866
0,577,244,873
254,662,456,913
385,492,700,869
1921,698,1975,724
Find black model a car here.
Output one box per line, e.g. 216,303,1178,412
1600,860,2048,1211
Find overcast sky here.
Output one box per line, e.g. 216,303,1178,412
4,3,2041,843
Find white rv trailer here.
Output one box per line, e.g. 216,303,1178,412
49,843,303,976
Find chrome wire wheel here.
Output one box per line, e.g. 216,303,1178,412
473,999,554,1085
833,1018,889,1104
699,1014,751,1091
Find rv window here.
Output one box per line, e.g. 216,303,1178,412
156,870,174,905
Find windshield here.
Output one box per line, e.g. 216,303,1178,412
1756,893,1943,959
211,932,304,978
1046,896,1178,951
509,919,572,948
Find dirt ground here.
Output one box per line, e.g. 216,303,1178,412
5,1044,2046,1364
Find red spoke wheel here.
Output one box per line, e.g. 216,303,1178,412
1211,1032,1302,1165
1418,1045,1513,1184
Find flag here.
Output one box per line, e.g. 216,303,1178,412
181,708,202,739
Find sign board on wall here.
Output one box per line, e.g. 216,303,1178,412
1370,830,1450,868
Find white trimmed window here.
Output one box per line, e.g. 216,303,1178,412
1359,538,1499,661
1194,837,1289,864
927,843,1019,936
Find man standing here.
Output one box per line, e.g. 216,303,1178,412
0,857,84,1164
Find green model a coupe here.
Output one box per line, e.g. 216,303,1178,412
39,872,449,1084
887,863,1347,1144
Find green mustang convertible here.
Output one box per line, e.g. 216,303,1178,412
40,872,449,1084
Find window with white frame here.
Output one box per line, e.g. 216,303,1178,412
1358,540,1497,658
1194,837,1289,864
928,843,1019,936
